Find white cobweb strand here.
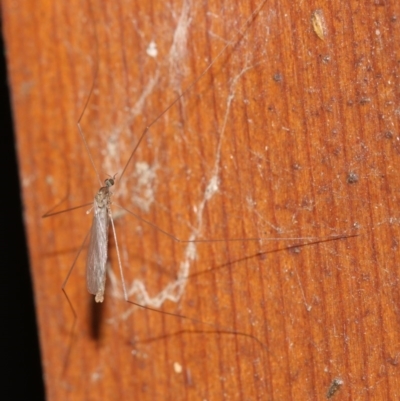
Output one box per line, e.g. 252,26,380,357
107,11,259,321
205,175,219,201
108,174,220,322
128,238,196,307
132,161,158,213
109,171,218,304
168,0,192,90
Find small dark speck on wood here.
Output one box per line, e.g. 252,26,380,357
326,378,344,399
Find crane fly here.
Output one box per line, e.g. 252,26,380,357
42,0,357,384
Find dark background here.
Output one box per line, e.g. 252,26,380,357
1,27,46,400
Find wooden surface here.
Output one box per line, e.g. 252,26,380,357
3,0,400,399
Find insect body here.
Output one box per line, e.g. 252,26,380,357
86,177,115,303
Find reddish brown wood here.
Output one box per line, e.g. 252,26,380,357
3,0,400,399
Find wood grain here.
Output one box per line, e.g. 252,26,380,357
3,0,400,399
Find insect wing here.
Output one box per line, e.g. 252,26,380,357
86,199,109,302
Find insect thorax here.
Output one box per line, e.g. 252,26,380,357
95,179,114,209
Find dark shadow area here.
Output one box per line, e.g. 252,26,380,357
89,296,105,340
0,25,46,401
